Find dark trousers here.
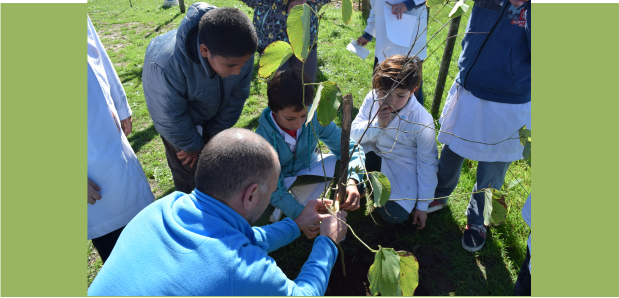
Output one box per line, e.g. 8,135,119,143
365,151,409,223
161,135,201,194
373,57,424,106
91,226,125,264
278,48,318,83
514,246,532,295
434,145,511,226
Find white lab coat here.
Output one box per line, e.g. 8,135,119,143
351,90,438,213
87,16,154,240
365,0,428,62
438,82,531,162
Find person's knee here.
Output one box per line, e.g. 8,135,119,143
377,201,409,224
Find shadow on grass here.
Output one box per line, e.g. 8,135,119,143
119,65,144,84
128,124,159,154
144,12,182,39
241,114,261,131
156,186,177,201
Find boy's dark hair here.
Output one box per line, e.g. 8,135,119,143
373,55,422,92
198,7,258,58
267,70,314,113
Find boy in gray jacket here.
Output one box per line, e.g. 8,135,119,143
143,3,258,193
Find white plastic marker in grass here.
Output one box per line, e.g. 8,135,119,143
346,39,370,60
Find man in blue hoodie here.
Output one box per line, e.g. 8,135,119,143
143,3,257,194
429,0,530,252
87,128,348,296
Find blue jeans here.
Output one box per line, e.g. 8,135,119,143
434,145,511,226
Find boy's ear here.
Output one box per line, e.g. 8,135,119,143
412,86,419,94
199,44,209,58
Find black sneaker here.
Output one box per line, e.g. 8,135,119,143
462,224,488,252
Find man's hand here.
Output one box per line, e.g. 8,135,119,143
88,179,102,205
508,0,528,7
339,179,361,211
176,150,201,168
356,36,369,47
412,209,427,229
320,211,348,244
295,199,332,239
287,0,315,13
120,116,132,137
387,2,408,20
377,107,394,128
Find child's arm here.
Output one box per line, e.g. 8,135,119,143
351,90,384,144
414,112,439,212
270,170,306,220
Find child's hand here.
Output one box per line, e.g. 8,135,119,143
356,36,369,47
508,0,528,7
377,107,394,128
88,179,102,205
387,2,408,20
339,179,361,211
413,209,427,229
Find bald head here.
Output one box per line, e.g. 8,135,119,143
195,128,280,202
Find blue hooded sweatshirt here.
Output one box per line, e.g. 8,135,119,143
456,0,531,104
142,2,254,153
255,107,365,220
87,189,338,296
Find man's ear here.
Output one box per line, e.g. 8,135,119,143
199,44,209,58
242,183,260,210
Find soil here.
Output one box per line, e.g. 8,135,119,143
322,223,455,296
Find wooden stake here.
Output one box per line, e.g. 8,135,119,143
338,94,353,204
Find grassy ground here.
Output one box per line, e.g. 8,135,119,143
87,0,531,295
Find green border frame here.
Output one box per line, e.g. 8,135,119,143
0,1,618,297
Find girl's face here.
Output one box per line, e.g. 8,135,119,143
377,87,414,112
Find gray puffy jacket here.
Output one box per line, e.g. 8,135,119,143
143,2,254,153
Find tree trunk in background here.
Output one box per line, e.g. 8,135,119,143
362,0,370,18
179,0,186,13
430,15,462,120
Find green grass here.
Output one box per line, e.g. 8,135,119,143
87,0,531,294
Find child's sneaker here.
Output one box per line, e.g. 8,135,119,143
427,200,445,213
462,224,488,252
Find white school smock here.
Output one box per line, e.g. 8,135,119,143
351,90,439,213
87,15,154,240
365,0,427,63
437,82,531,162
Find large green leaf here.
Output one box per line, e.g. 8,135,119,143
369,247,401,296
305,82,323,127
523,141,531,161
519,125,531,163
518,125,531,146
426,0,445,7
483,189,508,226
342,0,353,24
369,171,391,208
398,251,419,296
287,4,311,61
316,81,342,126
448,0,469,18
258,41,293,79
